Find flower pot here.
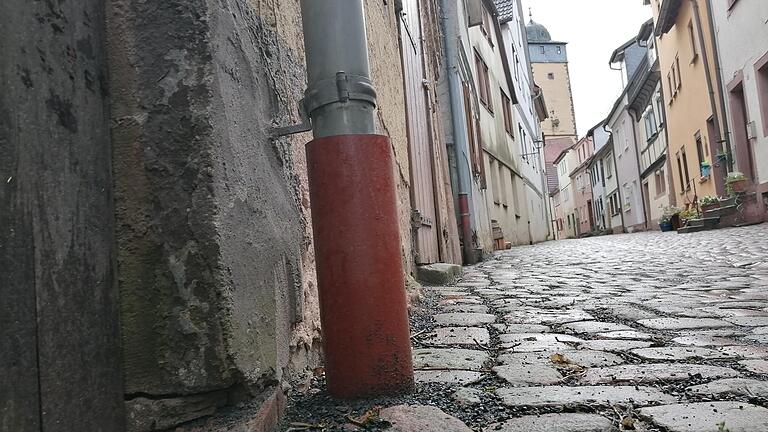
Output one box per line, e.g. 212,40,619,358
729,179,748,194
671,214,682,230
719,196,737,207
659,221,674,232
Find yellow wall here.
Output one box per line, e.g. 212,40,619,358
653,0,726,205
532,62,577,138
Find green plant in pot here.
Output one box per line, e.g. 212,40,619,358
680,208,701,224
660,205,681,231
726,171,748,195
699,195,719,213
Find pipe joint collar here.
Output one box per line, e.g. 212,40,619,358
304,72,377,117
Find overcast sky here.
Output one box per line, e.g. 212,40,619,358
521,0,652,136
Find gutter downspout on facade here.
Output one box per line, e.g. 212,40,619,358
629,115,649,230
540,134,553,240
703,0,733,173
691,0,730,195
440,0,478,264
299,0,413,398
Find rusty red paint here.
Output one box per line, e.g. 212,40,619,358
458,193,475,264
306,134,414,399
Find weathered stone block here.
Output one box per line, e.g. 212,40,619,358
126,392,227,432
416,263,463,285
484,413,613,432
639,402,768,432
379,405,473,432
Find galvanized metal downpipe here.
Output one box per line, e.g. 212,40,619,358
439,0,479,264
299,0,414,399
301,0,376,138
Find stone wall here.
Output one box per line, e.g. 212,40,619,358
107,0,413,430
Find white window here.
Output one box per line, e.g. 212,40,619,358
623,183,632,210
643,104,658,140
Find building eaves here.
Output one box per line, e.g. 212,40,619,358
592,137,613,160
655,0,683,36
485,0,519,104
636,18,654,42
609,37,637,65
604,55,648,126
553,143,575,165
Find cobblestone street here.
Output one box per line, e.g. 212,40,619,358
284,224,768,431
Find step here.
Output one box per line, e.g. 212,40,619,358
686,217,720,228
678,225,711,234
704,205,737,219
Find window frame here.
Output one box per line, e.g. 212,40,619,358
687,20,699,63
755,50,768,137
501,90,514,136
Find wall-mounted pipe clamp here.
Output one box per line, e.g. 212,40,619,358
270,72,377,139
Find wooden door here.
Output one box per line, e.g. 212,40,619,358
398,0,439,264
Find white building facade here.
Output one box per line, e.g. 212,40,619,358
710,0,768,202
495,0,549,244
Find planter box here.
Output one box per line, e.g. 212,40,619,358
701,203,720,213
729,179,748,193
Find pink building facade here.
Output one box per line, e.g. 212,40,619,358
570,135,596,236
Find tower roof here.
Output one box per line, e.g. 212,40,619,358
526,19,552,43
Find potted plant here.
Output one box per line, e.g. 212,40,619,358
680,208,701,225
726,171,748,194
699,195,719,213
660,206,681,231
700,161,712,178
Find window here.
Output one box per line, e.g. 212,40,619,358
539,45,545,54
462,82,484,188
547,72,555,80
655,92,665,126
688,21,698,62
480,6,494,46
501,91,513,136
498,164,507,206
667,71,674,99
623,183,632,210
599,159,605,185
605,156,613,178
474,51,493,113
681,148,691,190
643,104,658,141
671,65,677,91
609,193,621,216
557,46,562,55
675,55,682,90
655,169,666,195
756,53,768,137
619,120,629,151
490,158,500,204
695,132,706,176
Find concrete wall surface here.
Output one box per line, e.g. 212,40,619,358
106,0,413,430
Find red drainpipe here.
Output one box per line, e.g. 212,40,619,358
273,0,414,398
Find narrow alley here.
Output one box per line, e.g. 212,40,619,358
283,224,768,431
4,0,768,431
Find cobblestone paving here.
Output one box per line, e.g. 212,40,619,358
283,225,768,431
